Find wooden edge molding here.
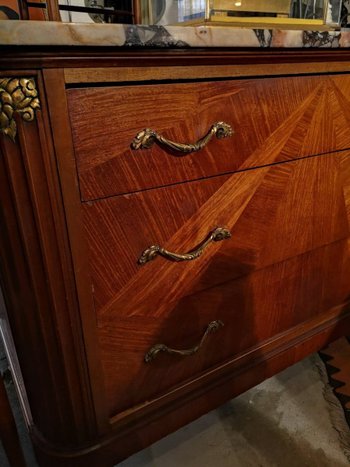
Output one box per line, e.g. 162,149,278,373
64,61,350,84
2,47,350,71
41,68,110,434
0,77,40,141
0,70,101,447
30,301,350,466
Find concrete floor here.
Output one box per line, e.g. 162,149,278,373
1,353,350,467
119,355,350,467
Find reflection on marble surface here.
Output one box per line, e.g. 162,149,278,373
124,25,190,47
303,30,341,46
0,20,349,47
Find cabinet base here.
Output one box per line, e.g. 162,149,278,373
32,302,350,467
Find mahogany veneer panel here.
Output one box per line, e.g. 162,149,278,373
99,239,350,417
81,151,350,416
2,56,350,467
68,74,350,200
84,151,350,314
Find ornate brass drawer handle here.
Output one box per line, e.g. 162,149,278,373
145,320,224,363
131,121,233,154
138,227,231,265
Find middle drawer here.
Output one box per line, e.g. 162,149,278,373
83,151,350,316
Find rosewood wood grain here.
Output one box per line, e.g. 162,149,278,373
84,151,350,316
97,239,350,416
68,75,350,200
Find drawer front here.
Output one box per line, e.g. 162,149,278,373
68,74,350,201
84,151,350,315
82,151,350,416
99,240,350,416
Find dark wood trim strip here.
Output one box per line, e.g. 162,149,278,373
2,47,350,70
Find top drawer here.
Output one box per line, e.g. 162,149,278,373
67,74,350,201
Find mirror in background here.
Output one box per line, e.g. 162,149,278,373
4,0,346,26
59,0,134,22
58,0,344,26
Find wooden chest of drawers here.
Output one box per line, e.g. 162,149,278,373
1,49,350,466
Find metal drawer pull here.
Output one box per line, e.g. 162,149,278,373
131,121,233,154
145,320,224,363
138,227,231,265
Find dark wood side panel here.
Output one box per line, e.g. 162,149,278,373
68,74,350,200
42,68,109,436
0,71,101,448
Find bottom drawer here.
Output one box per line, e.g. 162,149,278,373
98,238,350,417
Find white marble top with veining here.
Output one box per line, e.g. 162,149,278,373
1,20,350,48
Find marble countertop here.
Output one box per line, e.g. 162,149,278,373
1,20,350,48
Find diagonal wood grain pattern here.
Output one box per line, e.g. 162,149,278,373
69,73,350,420
68,75,350,200
4,50,350,467
85,152,350,317
100,242,350,416
81,150,350,416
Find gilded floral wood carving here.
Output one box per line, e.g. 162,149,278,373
0,77,40,142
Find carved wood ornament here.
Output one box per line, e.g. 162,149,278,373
0,77,40,141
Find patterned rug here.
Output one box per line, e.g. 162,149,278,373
319,336,350,461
